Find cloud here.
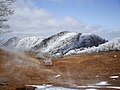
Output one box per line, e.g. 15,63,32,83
7,0,120,40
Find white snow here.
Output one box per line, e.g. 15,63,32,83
75,85,120,89
95,81,109,85
66,37,120,56
30,31,82,59
55,74,61,78
78,37,120,53
78,33,106,48
27,84,77,90
65,49,77,56
15,36,43,51
43,32,78,53
109,76,119,79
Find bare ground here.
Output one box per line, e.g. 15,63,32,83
0,49,120,90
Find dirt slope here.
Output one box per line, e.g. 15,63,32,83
0,49,120,89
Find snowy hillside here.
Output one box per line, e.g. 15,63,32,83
1,36,44,51
31,31,107,58
1,31,107,58
78,33,107,49
66,37,120,56
31,31,81,55
1,37,20,48
15,36,44,52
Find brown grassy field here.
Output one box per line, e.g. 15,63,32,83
0,48,120,90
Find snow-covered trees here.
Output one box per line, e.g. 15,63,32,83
0,0,15,33
66,37,120,56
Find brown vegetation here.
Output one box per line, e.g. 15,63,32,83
0,48,120,89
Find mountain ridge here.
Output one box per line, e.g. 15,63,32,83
0,31,107,58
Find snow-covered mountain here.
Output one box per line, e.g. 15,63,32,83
0,31,107,58
66,37,120,56
31,31,107,56
1,37,20,48
78,33,107,49
1,36,44,51
15,36,44,52
31,31,81,55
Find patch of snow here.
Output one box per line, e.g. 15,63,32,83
27,84,78,90
75,85,120,89
28,84,120,90
107,86,120,89
55,74,61,78
65,49,77,56
27,84,52,89
95,81,109,85
109,76,119,79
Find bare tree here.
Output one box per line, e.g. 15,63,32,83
0,0,15,34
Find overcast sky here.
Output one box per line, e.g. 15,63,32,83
7,0,120,40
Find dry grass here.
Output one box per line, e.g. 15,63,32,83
0,49,120,89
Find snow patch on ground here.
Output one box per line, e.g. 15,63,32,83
109,76,119,79
27,85,78,90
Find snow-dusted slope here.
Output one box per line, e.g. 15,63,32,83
1,31,107,58
78,33,107,49
31,31,81,55
1,31,109,59
0,36,44,52
15,36,44,52
29,31,107,58
1,37,20,48
66,37,120,56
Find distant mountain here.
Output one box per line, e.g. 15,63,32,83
15,36,44,52
78,33,107,49
1,31,107,58
31,31,107,56
66,37,120,56
31,31,81,55
1,37,20,48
